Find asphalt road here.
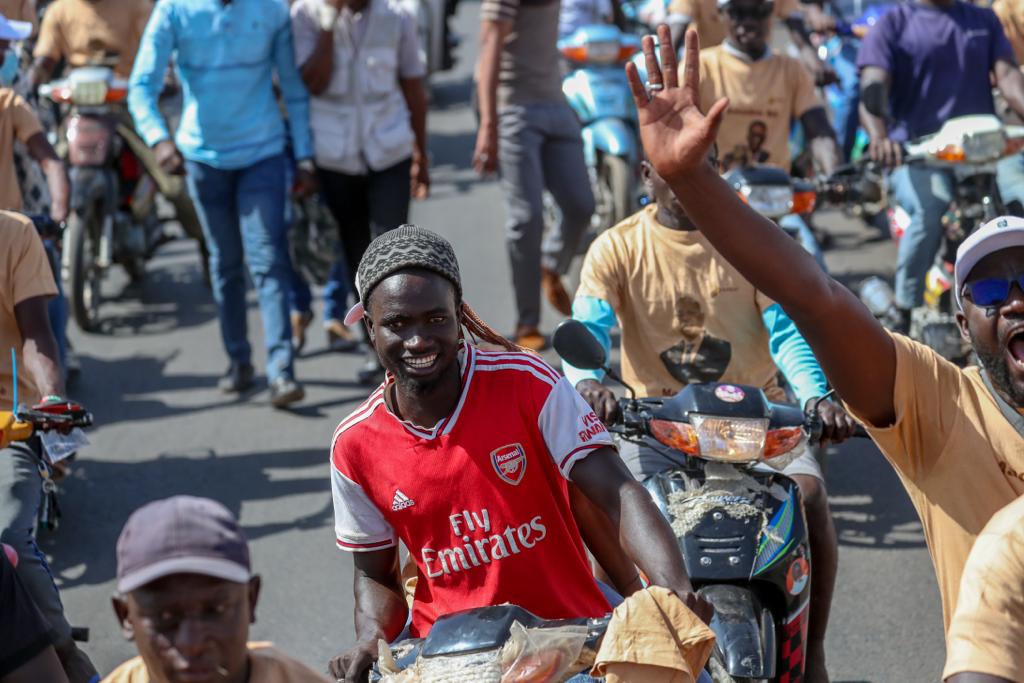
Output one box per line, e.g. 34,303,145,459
50,3,944,681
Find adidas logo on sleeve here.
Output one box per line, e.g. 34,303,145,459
392,489,416,511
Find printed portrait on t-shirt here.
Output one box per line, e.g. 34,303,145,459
722,119,772,171
659,296,732,385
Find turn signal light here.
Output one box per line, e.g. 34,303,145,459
790,190,817,215
649,419,701,455
764,426,804,458
933,145,966,163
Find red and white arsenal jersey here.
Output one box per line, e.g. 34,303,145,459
330,343,614,636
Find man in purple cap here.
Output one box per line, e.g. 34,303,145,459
106,496,328,683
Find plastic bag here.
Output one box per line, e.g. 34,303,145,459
499,621,589,683
40,427,89,464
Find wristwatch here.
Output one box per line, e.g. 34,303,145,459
297,159,316,173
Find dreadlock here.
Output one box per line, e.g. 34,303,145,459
460,302,528,353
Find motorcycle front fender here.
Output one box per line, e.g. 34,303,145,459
698,583,776,680
69,166,115,215
581,118,638,168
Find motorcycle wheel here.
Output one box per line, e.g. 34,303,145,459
65,205,103,332
592,154,634,233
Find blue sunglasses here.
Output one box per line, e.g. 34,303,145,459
963,275,1024,307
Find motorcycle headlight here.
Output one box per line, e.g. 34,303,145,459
963,129,1008,163
740,184,793,219
582,39,620,64
689,414,768,463
70,80,109,106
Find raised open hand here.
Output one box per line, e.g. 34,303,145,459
624,25,728,183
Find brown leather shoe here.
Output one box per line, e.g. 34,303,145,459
541,268,572,316
515,326,547,351
291,310,314,352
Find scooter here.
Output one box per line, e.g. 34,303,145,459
553,319,857,683
559,25,642,234
860,114,1024,361
40,67,168,332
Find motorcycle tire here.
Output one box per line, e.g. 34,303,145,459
64,206,103,333
595,154,634,233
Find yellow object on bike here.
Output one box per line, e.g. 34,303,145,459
0,411,33,448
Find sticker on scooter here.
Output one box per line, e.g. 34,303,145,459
787,557,810,595
714,385,745,403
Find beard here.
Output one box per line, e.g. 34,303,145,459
391,354,459,397
973,343,1024,408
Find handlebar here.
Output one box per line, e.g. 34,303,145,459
0,402,93,448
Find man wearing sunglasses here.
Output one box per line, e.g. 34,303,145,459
624,23,1024,658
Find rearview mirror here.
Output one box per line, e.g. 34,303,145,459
552,320,607,370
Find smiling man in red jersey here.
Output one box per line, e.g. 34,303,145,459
327,224,710,682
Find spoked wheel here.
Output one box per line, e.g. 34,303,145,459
64,204,104,332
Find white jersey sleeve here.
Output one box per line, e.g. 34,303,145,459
331,466,397,552
538,376,616,478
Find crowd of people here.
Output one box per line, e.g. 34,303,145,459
1,0,1024,680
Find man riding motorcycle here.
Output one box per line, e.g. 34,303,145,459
327,225,711,681
0,210,95,682
28,0,204,249
696,0,841,265
627,19,1024,647
857,0,1024,333
565,158,855,683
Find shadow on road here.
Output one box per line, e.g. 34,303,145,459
39,446,333,589
825,439,926,549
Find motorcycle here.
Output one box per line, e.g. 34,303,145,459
859,114,1024,361
559,25,642,234
552,319,858,683
369,604,611,681
40,66,167,332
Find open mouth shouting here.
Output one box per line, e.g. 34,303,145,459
1005,326,1024,371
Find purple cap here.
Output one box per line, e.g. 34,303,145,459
116,496,251,593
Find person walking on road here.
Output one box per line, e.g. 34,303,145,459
290,0,430,384
630,23,1024,638
474,0,595,351
0,210,96,682
128,0,317,408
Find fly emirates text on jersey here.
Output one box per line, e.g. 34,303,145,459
421,508,547,578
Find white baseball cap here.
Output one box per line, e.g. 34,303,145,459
0,14,31,41
955,215,1024,309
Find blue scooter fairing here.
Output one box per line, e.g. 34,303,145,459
581,118,639,168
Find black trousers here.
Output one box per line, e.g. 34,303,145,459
317,157,412,292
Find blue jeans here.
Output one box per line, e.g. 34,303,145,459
888,165,955,309
288,258,350,322
44,241,67,371
185,153,294,381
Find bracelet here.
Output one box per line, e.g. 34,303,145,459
297,159,316,173
318,3,339,31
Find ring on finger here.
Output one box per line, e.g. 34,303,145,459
647,82,664,92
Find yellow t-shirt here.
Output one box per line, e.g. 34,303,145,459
695,44,820,173
943,495,1024,681
34,0,153,79
846,333,1024,631
0,211,57,407
994,0,1024,67
0,88,43,211
101,643,331,683
667,0,799,49
576,204,781,399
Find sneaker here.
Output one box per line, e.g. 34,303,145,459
325,318,359,352
514,326,547,352
269,376,305,408
357,350,385,386
541,268,572,316
218,362,255,393
291,310,314,353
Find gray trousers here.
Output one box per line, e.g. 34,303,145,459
0,439,72,644
498,102,595,328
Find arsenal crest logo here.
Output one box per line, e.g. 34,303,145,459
491,443,527,486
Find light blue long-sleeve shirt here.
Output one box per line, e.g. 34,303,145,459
128,0,313,169
564,296,828,407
